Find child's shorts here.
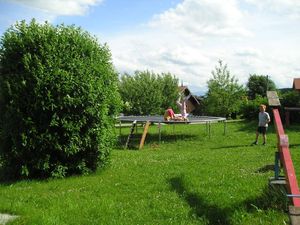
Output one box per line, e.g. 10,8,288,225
257,126,267,134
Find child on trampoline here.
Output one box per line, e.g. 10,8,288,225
164,106,175,121
252,104,271,145
164,94,191,121
175,94,190,121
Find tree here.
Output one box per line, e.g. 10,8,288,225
119,71,178,115
247,74,276,99
205,60,245,117
0,20,121,179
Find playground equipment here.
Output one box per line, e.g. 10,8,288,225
118,115,226,149
267,91,300,224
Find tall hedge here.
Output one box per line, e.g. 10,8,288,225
0,20,120,178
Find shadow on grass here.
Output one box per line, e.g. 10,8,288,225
289,144,300,149
255,164,274,173
116,133,199,150
242,184,288,213
236,121,257,133
169,176,231,225
211,144,253,150
168,176,288,224
237,121,276,135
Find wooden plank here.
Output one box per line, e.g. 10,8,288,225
139,121,151,150
267,91,279,99
267,91,281,106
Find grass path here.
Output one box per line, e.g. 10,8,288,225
1,121,300,224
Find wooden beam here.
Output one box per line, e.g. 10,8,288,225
267,91,281,106
273,109,300,207
139,121,151,150
285,107,300,111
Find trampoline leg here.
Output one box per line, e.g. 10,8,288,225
209,122,211,139
223,120,226,135
158,122,161,144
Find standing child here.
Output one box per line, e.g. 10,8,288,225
253,104,271,145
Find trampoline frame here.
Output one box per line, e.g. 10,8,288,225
118,115,226,124
118,115,227,148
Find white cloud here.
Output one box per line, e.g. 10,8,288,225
9,0,103,16
107,0,300,95
245,0,300,19
108,0,253,94
150,0,251,38
108,30,216,93
5,0,297,94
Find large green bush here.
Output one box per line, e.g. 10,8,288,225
0,20,120,179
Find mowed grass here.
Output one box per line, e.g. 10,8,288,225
2,121,300,224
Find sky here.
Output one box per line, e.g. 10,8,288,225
0,0,300,95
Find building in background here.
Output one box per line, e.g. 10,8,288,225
178,85,201,114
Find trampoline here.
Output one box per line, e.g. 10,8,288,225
118,115,226,149
118,115,226,124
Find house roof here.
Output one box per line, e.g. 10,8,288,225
178,85,188,93
178,85,200,105
293,78,300,90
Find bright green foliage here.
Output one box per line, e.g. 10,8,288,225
119,71,179,115
0,20,121,179
240,95,268,120
205,60,246,118
247,74,276,99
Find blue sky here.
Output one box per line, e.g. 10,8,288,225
1,0,300,95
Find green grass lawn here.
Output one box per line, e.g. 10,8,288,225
2,121,300,224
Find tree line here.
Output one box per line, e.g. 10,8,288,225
119,60,297,120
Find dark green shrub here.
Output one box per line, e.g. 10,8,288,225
280,90,300,123
0,20,120,179
280,90,300,107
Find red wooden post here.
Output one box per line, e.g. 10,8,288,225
273,109,300,207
